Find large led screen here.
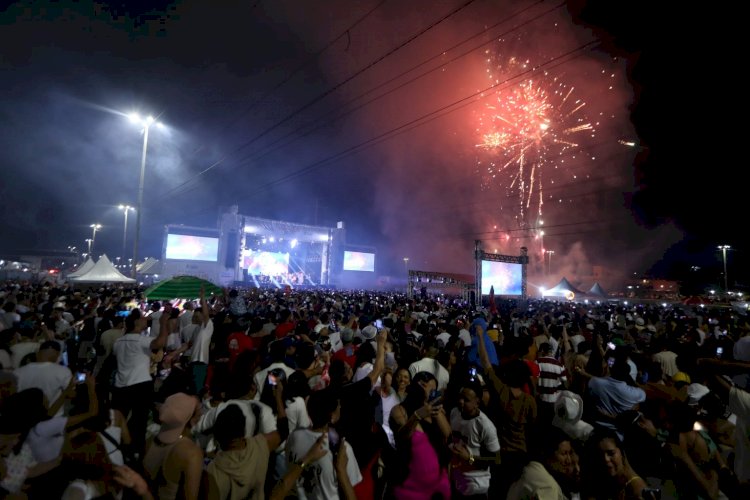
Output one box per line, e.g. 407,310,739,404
481,260,523,296
242,250,290,276
165,234,219,261
343,251,375,272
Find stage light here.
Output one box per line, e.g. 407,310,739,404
269,236,275,243
290,239,298,249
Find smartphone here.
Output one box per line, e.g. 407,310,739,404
716,347,723,358
607,342,616,351
375,319,383,330
469,367,478,379
76,372,87,384
607,357,616,367
267,373,278,386
428,389,442,402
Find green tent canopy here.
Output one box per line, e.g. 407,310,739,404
144,275,223,300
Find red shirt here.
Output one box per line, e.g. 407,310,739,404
227,332,254,367
332,344,358,368
522,359,540,395
275,321,296,339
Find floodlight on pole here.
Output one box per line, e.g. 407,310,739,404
718,245,731,292
128,112,164,278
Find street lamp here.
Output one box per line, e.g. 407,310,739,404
128,112,164,278
85,238,93,255
118,205,135,264
89,224,101,254
718,245,731,291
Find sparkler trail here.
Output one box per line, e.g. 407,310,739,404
476,50,594,228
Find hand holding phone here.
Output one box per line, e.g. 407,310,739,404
76,372,87,384
267,373,278,386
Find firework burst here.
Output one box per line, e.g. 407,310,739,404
476,51,594,228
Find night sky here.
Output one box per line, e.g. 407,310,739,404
0,0,744,290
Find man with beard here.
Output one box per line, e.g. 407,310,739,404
506,429,581,500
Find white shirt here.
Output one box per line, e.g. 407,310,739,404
449,408,500,495
179,310,194,330
253,362,295,400
148,310,162,338
194,399,276,453
729,386,750,482
190,319,214,364
286,428,362,500
286,396,311,432
181,324,199,357
408,357,450,391
459,329,472,347
436,331,452,347
113,333,153,387
14,361,72,416
10,342,40,369
27,416,67,463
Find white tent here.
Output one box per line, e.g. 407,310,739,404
66,257,95,278
70,254,136,283
588,282,608,298
543,277,584,298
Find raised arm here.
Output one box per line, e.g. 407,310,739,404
368,328,387,387
200,286,210,327
270,434,327,500
150,303,172,352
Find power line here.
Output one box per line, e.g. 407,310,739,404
213,0,389,137
245,41,598,194
161,40,599,220
160,0,482,200
235,1,561,167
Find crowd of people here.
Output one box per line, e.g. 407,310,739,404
0,281,749,499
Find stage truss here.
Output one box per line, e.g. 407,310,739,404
406,270,475,301
474,241,529,301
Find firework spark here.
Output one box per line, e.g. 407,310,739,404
476,52,594,227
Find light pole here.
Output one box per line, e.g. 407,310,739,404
85,238,93,255
128,113,163,278
718,245,730,292
118,205,134,264
403,257,409,273
89,224,101,255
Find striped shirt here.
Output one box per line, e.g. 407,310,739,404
537,356,567,403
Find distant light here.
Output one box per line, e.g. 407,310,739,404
596,301,601,305
290,239,298,249
584,299,589,304
269,236,275,243
662,303,667,307
710,290,715,294
700,304,705,308
624,301,628,305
